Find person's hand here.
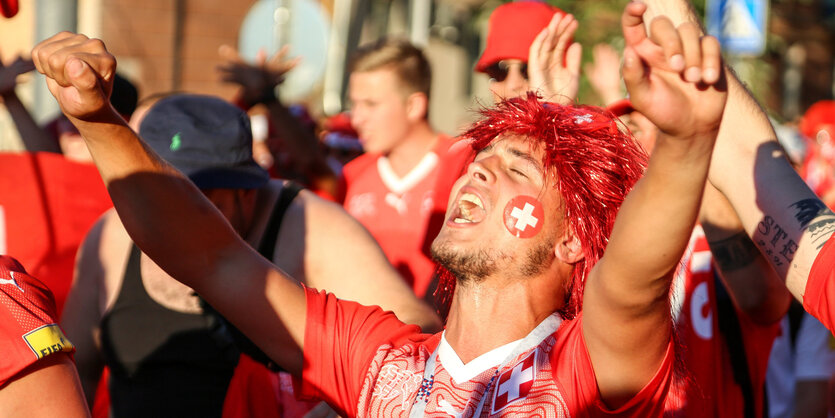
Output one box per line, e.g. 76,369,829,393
527,12,582,105
31,32,116,122
584,43,623,106
0,52,35,97
621,2,726,139
217,44,301,106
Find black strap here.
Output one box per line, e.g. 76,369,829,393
714,273,757,418
257,181,304,259
204,182,305,371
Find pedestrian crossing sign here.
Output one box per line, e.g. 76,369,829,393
706,0,769,56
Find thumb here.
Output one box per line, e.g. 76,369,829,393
64,57,108,118
622,47,649,105
65,57,107,107
621,1,649,48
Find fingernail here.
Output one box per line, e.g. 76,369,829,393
624,49,636,67
703,68,718,83
670,54,685,71
685,67,701,82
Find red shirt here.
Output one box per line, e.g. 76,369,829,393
666,226,779,417
342,137,473,297
0,255,75,386
299,288,674,417
0,152,112,315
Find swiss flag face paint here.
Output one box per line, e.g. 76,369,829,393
503,196,544,238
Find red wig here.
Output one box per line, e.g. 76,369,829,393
435,93,648,320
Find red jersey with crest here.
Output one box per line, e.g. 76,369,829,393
665,226,779,417
342,137,472,297
299,288,674,417
0,255,75,386
805,233,835,333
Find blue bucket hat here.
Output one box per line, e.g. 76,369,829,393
139,94,269,189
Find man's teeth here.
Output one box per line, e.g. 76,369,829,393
459,193,484,209
455,193,484,223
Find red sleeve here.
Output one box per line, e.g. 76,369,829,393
0,255,75,386
553,314,674,417
804,233,835,332
299,287,422,417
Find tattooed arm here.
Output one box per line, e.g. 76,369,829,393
700,184,791,324
641,0,835,311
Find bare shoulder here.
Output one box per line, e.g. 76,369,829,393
290,187,364,228
89,208,133,311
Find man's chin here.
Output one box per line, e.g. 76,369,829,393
430,239,497,283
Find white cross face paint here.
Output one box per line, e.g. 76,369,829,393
503,196,544,238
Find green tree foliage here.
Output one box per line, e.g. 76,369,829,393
547,0,706,104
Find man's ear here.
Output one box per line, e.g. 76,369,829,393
405,92,428,122
555,231,584,264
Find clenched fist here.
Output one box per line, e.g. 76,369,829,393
32,32,117,122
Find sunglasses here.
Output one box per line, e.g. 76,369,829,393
484,61,528,82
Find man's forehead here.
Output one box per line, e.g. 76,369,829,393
350,68,404,91
483,134,544,159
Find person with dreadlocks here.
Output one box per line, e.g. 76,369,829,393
32,1,726,415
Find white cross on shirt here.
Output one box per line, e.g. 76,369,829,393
497,360,535,402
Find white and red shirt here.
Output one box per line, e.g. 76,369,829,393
342,137,472,297
0,255,75,386
299,288,674,417
666,226,778,417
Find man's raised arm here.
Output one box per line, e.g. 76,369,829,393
32,32,308,375
582,2,727,406
642,0,835,325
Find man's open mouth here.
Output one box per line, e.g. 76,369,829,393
453,193,486,224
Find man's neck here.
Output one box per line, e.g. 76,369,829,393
443,275,564,364
385,122,438,177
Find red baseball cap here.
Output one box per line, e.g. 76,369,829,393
800,100,835,140
475,1,562,73
0,0,19,18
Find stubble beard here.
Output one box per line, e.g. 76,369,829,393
430,236,556,285
430,239,503,284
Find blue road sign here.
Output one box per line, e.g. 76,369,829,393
706,0,769,56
